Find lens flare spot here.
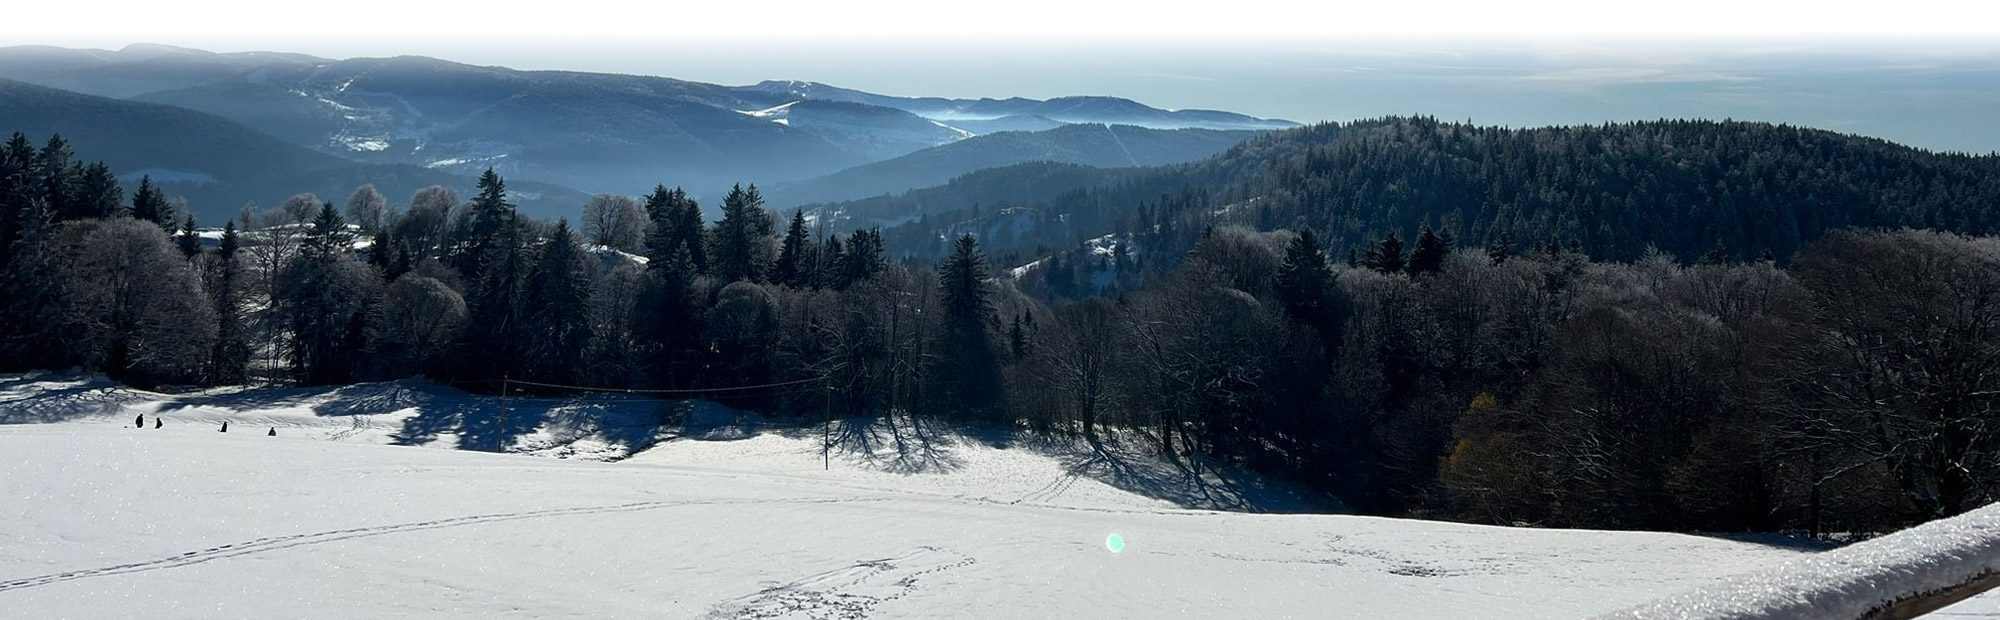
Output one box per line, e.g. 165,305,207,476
1106,533,1125,553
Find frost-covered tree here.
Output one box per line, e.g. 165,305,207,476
53,218,217,386
345,184,388,234
580,194,648,252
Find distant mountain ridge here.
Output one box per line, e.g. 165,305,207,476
0,78,589,223
767,124,1263,207
733,80,1297,130
0,44,1298,206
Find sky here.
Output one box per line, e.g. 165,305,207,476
6,0,2000,152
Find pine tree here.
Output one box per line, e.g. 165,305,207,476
305,202,351,258
1408,225,1451,275
642,185,707,275
457,168,514,280
1487,232,1513,265
1700,239,1729,265
368,227,399,279
73,162,123,220
0,192,60,370
772,209,812,288
1363,232,1407,274
0,133,33,272
36,135,78,222
462,209,528,382
522,220,593,384
1276,229,1335,321
130,175,172,229
936,234,1003,418
711,183,772,282
820,234,846,289
211,221,249,384
841,227,885,287
643,242,703,388
281,203,368,384
175,214,201,258
1274,228,1350,358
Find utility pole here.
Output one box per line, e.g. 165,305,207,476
498,375,509,453
823,380,832,471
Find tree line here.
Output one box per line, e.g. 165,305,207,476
5,130,2000,535
831,117,2000,269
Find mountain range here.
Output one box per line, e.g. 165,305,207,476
0,43,1294,220
0,78,590,220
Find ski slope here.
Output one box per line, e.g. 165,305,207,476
0,373,1993,619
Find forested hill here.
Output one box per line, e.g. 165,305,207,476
0,78,589,221
850,117,2000,263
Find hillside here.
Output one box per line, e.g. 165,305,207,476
0,79,589,222
843,118,2000,262
0,372,1832,619
0,45,1298,203
768,124,1261,207
732,80,1299,130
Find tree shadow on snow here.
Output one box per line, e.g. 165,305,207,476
0,373,143,424
1017,432,1342,514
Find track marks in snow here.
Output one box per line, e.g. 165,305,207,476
705,546,978,620
0,497,877,594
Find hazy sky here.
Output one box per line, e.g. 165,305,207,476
7,1,2000,151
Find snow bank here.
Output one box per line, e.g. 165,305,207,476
1599,504,2000,619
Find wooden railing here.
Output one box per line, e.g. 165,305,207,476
1598,503,2000,620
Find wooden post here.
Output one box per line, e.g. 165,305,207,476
823,380,832,471
498,376,509,453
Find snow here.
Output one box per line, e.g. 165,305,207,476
738,101,800,126
1600,503,2000,619
340,137,391,152
2,373,1989,619
929,119,976,139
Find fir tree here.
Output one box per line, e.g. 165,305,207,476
936,234,1003,418
304,202,351,258
1408,225,1451,275
73,162,123,220
1363,232,1407,274
176,214,201,258
457,168,514,280
711,183,772,282
0,192,59,370
36,135,78,223
820,234,846,289
772,209,812,288
130,175,172,229
369,227,399,279
840,227,885,287
1274,228,1350,358
0,133,33,271
1488,232,1514,265
464,213,528,382
1700,239,1729,265
211,221,249,384
522,220,593,384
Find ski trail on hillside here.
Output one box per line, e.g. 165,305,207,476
1102,124,1140,167
0,497,882,594
704,546,978,620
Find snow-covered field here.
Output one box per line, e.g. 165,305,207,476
0,373,1993,618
